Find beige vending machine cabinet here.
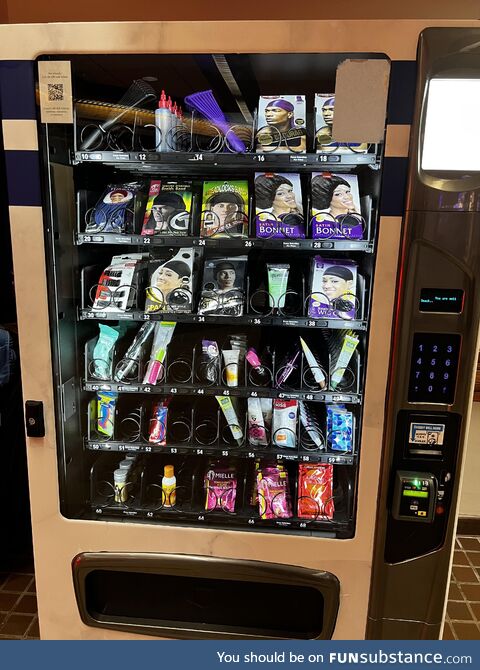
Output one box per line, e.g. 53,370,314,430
1,18,479,639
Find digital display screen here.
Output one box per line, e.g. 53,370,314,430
408,333,461,404
422,78,480,171
402,490,428,498
419,289,464,314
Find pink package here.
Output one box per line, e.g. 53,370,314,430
205,464,237,512
257,465,292,519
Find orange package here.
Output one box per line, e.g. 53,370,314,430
297,464,334,520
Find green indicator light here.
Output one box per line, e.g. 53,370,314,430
403,490,428,498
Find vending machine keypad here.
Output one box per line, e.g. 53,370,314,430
408,333,461,404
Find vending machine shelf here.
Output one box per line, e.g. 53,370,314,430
85,439,356,465
75,233,375,253
83,381,361,404
73,150,378,170
78,309,368,331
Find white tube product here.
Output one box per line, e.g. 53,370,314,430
331,333,359,388
247,397,268,446
299,336,326,388
155,90,172,153
222,349,240,387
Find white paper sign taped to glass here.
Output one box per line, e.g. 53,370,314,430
38,60,73,124
408,422,445,455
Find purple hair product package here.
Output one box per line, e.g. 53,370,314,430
256,95,306,154
254,172,305,239
308,256,358,320
204,462,237,512
310,172,363,240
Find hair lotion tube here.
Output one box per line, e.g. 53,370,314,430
267,263,289,310
330,333,359,389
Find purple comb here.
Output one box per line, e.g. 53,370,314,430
184,89,246,153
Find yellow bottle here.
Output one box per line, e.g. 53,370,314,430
162,464,176,507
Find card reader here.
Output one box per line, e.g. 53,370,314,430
392,471,436,523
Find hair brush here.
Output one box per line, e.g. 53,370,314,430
184,89,246,153
80,79,157,151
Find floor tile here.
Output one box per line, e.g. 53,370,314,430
27,617,39,638
469,603,480,620
13,595,37,615
453,566,479,584
447,601,473,621
26,579,36,594
0,574,9,589
467,553,480,568
451,622,480,640
458,537,480,551
453,551,469,566
460,583,480,602
449,582,463,601
0,614,35,636
0,592,19,611
442,621,455,640
2,574,33,593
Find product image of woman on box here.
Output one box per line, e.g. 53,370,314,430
148,192,189,234
311,174,363,239
322,265,354,303
312,175,359,218
255,174,303,219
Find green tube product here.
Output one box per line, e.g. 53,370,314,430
216,396,243,445
267,263,290,310
331,333,359,389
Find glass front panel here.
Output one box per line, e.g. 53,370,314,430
37,52,388,538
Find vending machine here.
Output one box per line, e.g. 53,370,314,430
1,19,479,640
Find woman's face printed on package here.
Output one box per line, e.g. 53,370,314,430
273,183,297,212
330,185,355,213
322,272,353,301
